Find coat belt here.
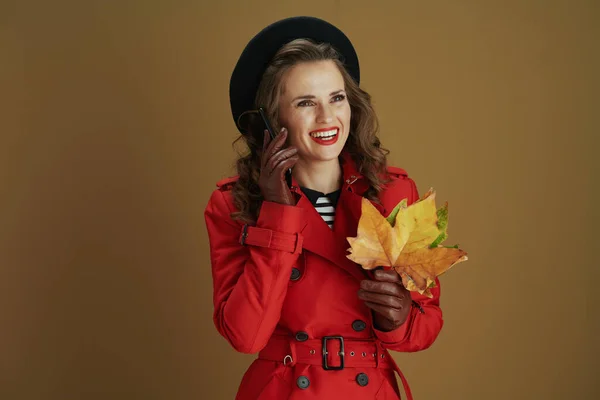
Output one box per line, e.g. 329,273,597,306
258,335,395,369
257,334,414,399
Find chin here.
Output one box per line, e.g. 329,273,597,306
303,140,346,161
311,149,344,162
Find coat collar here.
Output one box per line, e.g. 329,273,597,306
288,151,372,197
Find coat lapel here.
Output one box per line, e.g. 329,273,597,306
296,192,368,282
293,153,388,282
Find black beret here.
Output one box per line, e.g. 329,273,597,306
229,16,360,134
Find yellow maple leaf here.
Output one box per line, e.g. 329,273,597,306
347,189,468,298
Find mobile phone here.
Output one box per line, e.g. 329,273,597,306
258,107,276,141
258,107,292,187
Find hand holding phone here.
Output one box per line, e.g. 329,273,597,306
258,127,299,205
259,108,293,187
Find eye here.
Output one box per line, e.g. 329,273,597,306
332,94,346,102
297,100,315,107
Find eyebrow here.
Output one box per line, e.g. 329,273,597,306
292,90,345,102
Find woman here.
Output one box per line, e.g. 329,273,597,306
204,16,443,400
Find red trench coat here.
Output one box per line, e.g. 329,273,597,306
204,155,443,400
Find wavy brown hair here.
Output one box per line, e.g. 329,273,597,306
231,38,390,223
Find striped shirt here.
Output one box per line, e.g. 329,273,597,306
300,187,341,229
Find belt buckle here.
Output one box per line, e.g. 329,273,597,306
322,336,345,371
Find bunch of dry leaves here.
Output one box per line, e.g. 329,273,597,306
346,189,468,298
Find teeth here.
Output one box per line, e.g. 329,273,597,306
310,129,338,138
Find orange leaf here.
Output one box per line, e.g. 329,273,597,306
346,200,407,269
395,247,468,297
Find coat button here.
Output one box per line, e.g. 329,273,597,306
352,320,367,332
297,375,310,389
290,268,301,281
295,331,309,342
356,373,369,387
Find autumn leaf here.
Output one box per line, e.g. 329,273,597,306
346,200,404,270
346,189,468,298
385,198,407,226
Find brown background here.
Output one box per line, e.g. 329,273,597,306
1,0,598,399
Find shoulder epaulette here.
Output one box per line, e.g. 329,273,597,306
386,166,408,178
216,175,239,191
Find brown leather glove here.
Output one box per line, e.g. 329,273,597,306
258,128,298,206
358,269,413,332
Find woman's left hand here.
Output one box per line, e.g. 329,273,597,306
357,269,412,332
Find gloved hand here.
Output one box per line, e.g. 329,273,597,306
358,269,413,332
258,128,298,206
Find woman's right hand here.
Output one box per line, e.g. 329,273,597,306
258,128,299,206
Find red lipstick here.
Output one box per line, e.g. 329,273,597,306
309,128,339,146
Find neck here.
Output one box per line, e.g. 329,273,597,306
293,158,342,194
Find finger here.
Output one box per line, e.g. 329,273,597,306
358,290,405,310
373,269,402,283
272,154,299,179
363,301,401,323
360,280,403,297
266,147,298,175
261,130,271,168
264,128,288,163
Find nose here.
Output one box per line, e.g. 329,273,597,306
316,103,334,124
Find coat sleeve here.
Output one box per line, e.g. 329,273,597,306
204,189,307,354
373,176,444,352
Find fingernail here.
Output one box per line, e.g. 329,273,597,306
280,127,286,133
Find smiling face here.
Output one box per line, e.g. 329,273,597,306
277,60,351,164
